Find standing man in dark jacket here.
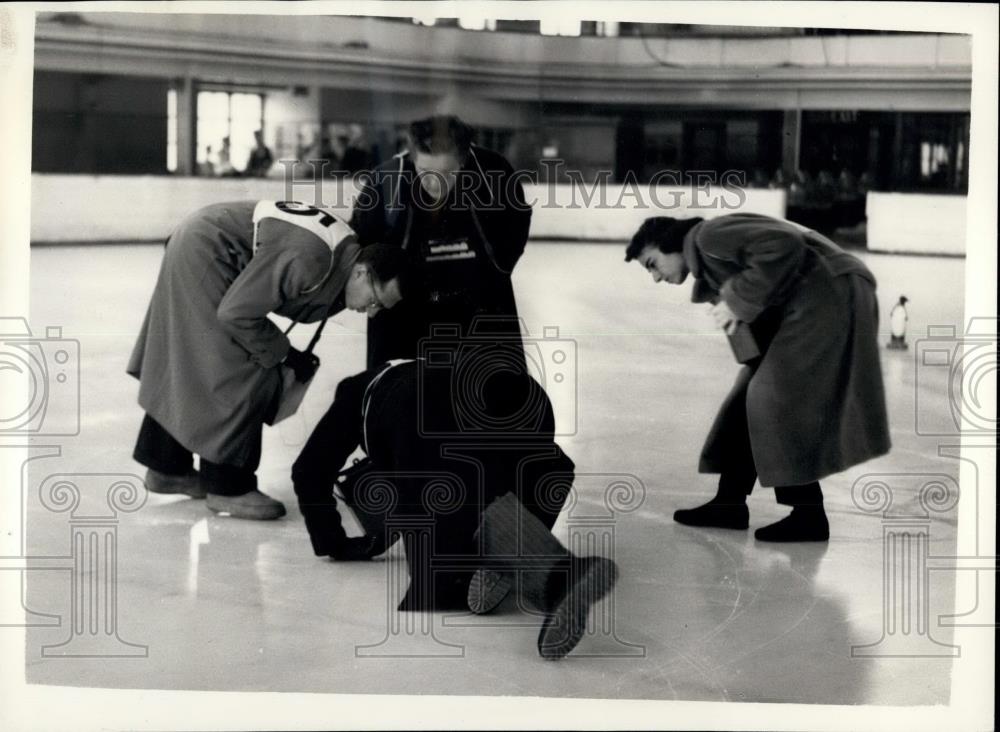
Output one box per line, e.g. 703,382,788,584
349,115,532,370
625,213,891,542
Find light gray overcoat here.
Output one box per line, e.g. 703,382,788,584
127,201,358,469
685,213,891,487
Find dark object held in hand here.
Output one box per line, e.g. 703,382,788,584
726,321,761,364
284,347,320,382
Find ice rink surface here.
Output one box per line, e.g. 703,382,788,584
20,240,968,704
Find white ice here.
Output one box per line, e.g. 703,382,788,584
16,241,969,704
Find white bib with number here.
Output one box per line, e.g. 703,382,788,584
251,200,355,255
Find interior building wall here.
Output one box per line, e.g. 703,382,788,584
32,70,168,174
28,68,973,203
610,110,785,184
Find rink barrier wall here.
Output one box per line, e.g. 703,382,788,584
30,175,303,244
865,192,967,256
519,183,786,240
28,174,966,255
29,174,784,244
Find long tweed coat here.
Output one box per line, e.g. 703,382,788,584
685,213,891,487
127,201,358,469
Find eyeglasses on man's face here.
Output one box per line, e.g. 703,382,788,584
365,271,388,315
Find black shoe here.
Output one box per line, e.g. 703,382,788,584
673,500,749,530
537,556,618,661
754,507,829,542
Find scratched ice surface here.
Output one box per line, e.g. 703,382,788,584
20,241,966,703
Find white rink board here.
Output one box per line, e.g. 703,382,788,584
521,183,786,239
866,192,967,255
29,174,332,243
32,174,968,255
30,174,785,244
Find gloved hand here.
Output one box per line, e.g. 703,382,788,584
283,347,320,383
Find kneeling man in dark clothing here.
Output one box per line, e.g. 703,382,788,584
291,359,618,660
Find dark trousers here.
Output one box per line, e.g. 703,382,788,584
710,384,823,507
133,414,256,496
707,307,823,508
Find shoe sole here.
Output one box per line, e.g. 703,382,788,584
673,508,749,530
754,531,830,543
467,569,513,615
754,513,830,542
206,500,286,521
537,557,618,661
674,518,749,530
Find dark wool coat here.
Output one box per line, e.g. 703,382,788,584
349,145,532,368
685,213,891,487
292,361,573,609
127,201,358,469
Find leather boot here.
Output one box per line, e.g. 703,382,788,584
477,493,619,660
674,468,754,530
536,556,619,661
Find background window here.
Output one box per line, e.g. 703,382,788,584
166,87,177,173
196,90,264,174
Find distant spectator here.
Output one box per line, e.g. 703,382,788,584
291,131,326,179
198,146,216,177
787,170,808,207
216,137,238,177
341,125,372,175
858,171,874,195
750,168,770,188
836,169,858,196
317,135,339,177
318,135,336,161
834,169,864,228
929,162,951,188
328,135,352,175
795,171,837,235
811,170,838,206
295,132,312,163
245,130,274,178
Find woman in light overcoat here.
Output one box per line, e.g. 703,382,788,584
626,212,890,541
